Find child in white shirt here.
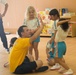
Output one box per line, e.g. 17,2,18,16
54,18,73,75
23,6,40,60
46,9,60,68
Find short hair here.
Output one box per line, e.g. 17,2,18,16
59,18,69,32
49,9,60,17
17,25,27,37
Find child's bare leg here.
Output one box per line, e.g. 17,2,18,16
33,42,39,60
62,57,65,63
55,57,73,74
55,57,69,70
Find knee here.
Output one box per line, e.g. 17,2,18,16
27,54,32,57
34,47,38,51
27,54,34,61
35,60,43,69
55,57,62,63
49,59,55,66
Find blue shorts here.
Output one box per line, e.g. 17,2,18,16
33,36,40,42
54,42,66,58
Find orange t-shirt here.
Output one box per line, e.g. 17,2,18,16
9,38,30,72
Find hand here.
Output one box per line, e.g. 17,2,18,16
47,54,50,58
0,13,5,18
38,14,43,23
0,13,2,18
38,14,45,26
67,19,71,22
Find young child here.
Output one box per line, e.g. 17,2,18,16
4,37,17,67
53,18,73,75
23,6,40,60
46,9,68,69
46,9,61,69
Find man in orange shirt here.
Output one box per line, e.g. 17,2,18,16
9,18,48,74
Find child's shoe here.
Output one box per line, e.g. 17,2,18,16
63,69,73,75
50,63,61,70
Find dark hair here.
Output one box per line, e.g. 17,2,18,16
49,9,60,18
18,25,27,37
59,18,69,32
9,37,17,48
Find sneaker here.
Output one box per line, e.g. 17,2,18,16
5,48,9,54
58,67,65,73
63,69,73,75
50,63,61,70
35,66,48,72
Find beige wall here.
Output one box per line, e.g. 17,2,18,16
2,0,76,33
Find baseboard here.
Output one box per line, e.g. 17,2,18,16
4,28,17,34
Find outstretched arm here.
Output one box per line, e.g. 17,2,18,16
57,19,76,26
69,21,76,24
50,30,57,43
57,19,69,26
2,3,8,17
30,16,44,43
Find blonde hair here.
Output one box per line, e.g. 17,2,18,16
26,6,37,20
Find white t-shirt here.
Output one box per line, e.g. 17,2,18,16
23,18,40,29
55,26,69,42
51,19,59,33
0,0,7,5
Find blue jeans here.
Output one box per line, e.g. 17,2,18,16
0,18,8,51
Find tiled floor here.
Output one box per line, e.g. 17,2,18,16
0,34,76,75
